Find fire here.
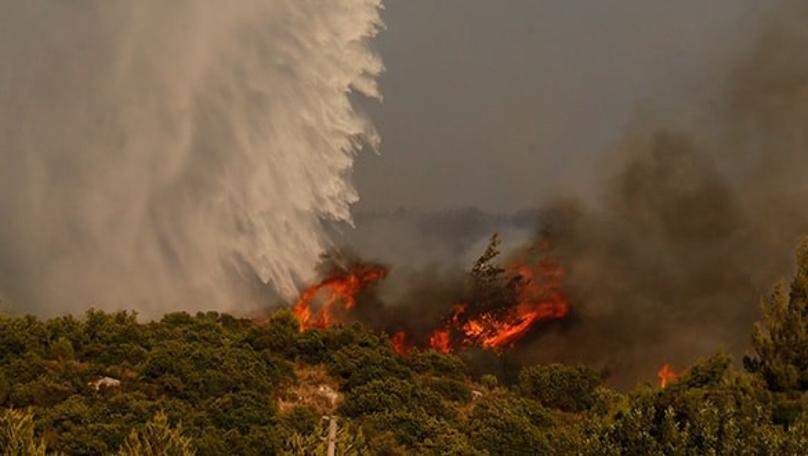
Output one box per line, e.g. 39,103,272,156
292,264,386,329
429,304,466,352
429,329,451,353
430,257,570,352
658,364,679,388
391,331,408,355
293,238,571,356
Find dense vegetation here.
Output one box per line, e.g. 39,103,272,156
0,241,807,455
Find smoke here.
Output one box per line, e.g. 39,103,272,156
509,0,808,387
0,1,384,316
328,1,808,387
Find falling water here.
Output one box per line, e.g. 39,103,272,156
0,0,384,316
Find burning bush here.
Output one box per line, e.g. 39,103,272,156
427,234,570,353
291,234,571,359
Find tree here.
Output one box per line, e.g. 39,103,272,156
469,233,521,315
747,239,808,391
117,411,194,456
0,408,46,456
282,419,371,456
246,310,300,358
466,396,552,455
518,364,601,412
407,349,468,380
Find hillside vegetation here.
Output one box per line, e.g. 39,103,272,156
0,242,807,455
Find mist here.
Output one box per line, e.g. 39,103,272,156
0,1,383,316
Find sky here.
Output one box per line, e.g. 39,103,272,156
353,0,770,213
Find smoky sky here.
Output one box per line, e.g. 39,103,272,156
354,0,774,213
340,0,808,387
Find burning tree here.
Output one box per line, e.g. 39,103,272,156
291,234,570,355
469,233,521,315
429,233,570,353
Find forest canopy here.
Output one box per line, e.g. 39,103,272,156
0,241,806,455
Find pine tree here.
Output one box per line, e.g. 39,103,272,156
747,239,808,391
117,412,195,456
0,408,47,456
469,233,520,315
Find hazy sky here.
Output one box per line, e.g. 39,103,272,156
354,0,771,213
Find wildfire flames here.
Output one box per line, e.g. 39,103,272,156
391,331,408,356
429,329,451,354
291,240,570,355
429,257,569,352
292,264,387,329
658,364,679,389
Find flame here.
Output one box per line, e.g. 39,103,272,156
391,331,408,355
431,257,570,353
292,244,570,356
429,329,451,353
293,264,386,329
429,304,465,353
658,364,678,389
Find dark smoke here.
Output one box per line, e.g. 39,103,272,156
510,1,808,387
332,1,808,388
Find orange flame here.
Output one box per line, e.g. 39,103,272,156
293,246,570,356
293,264,386,329
429,329,451,353
391,331,408,355
433,257,570,353
658,364,678,389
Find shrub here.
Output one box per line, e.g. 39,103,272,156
327,345,412,391
407,350,467,380
425,377,472,402
339,378,449,419
245,311,299,358
518,363,601,412
479,374,498,390
467,397,552,455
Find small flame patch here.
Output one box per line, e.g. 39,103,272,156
292,264,386,329
658,364,679,389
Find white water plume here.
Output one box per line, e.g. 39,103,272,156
0,0,384,316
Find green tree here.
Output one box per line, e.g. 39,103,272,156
246,310,300,358
407,349,467,380
467,396,552,455
117,411,194,456
479,374,498,390
282,419,371,456
50,336,75,361
0,408,46,456
339,378,448,419
518,363,601,412
747,239,808,391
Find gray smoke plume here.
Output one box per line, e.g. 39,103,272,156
510,0,808,387
333,1,808,387
0,1,384,316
